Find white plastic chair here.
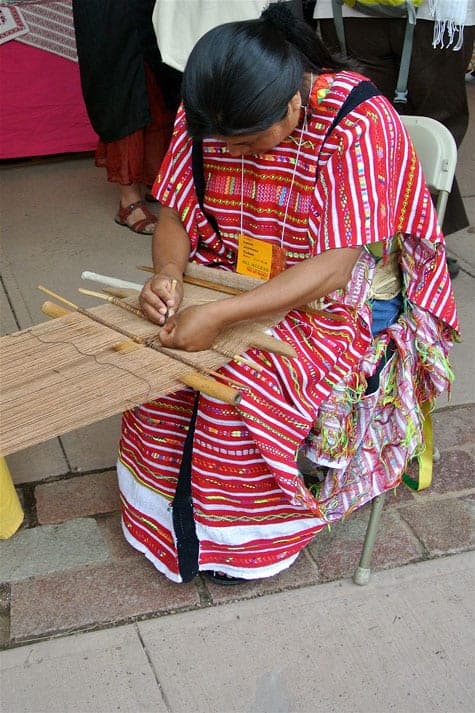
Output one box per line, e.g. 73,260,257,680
353,115,458,585
400,115,457,226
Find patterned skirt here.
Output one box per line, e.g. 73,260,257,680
117,297,454,583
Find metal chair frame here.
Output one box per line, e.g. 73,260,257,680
353,115,458,585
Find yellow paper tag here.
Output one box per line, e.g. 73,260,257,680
236,234,286,280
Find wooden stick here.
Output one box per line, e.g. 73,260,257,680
102,287,140,299
38,287,241,405
39,288,78,311
39,285,146,344
178,372,242,402
136,264,344,325
78,288,143,317
137,264,242,296
248,332,296,358
41,301,71,320
182,274,242,296
166,278,178,319
212,346,264,373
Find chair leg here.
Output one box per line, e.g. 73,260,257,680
353,493,385,586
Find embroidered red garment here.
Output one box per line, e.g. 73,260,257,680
118,71,457,582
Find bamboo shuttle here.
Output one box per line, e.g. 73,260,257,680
78,288,143,317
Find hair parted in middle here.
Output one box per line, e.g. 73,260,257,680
181,1,349,139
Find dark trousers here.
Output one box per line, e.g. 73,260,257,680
319,18,474,235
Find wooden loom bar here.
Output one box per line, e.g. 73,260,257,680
136,266,297,357
138,263,249,296
78,288,269,370
137,263,345,328
1,267,308,454
38,289,241,406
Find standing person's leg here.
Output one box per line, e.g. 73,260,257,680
72,0,157,233
406,21,474,238
142,64,178,201
319,16,473,276
96,62,178,236
95,133,158,236
319,17,402,97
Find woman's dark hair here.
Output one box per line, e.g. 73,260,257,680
182,2,349,139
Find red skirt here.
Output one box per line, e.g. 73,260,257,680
95,65,176,187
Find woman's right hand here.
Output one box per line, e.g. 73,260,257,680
139,273,183,325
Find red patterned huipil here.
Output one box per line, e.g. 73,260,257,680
118,72,458,582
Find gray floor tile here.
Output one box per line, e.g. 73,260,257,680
0,625,168,713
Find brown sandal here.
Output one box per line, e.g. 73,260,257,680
114,200,157,235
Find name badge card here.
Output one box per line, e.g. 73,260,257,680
236,235,286,280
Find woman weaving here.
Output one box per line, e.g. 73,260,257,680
118,3,458,584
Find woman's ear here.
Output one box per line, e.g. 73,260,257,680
289,91,302,113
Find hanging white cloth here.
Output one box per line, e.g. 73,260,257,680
428,0,469,49
313,1,474,50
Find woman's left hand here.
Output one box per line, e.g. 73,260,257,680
158,303,222,351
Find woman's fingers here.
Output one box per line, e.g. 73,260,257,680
139,280,167,324
139,293,221,350
158,305,221,351
139,275,182,325
157,318,178,346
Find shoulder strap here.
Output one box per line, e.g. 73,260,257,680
330,1,418,105
328,80,381,134
191,138,220,234
394,5,417,105
331,0,347,55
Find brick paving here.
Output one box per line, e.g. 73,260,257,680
35,470,120,524
1,403,473,650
